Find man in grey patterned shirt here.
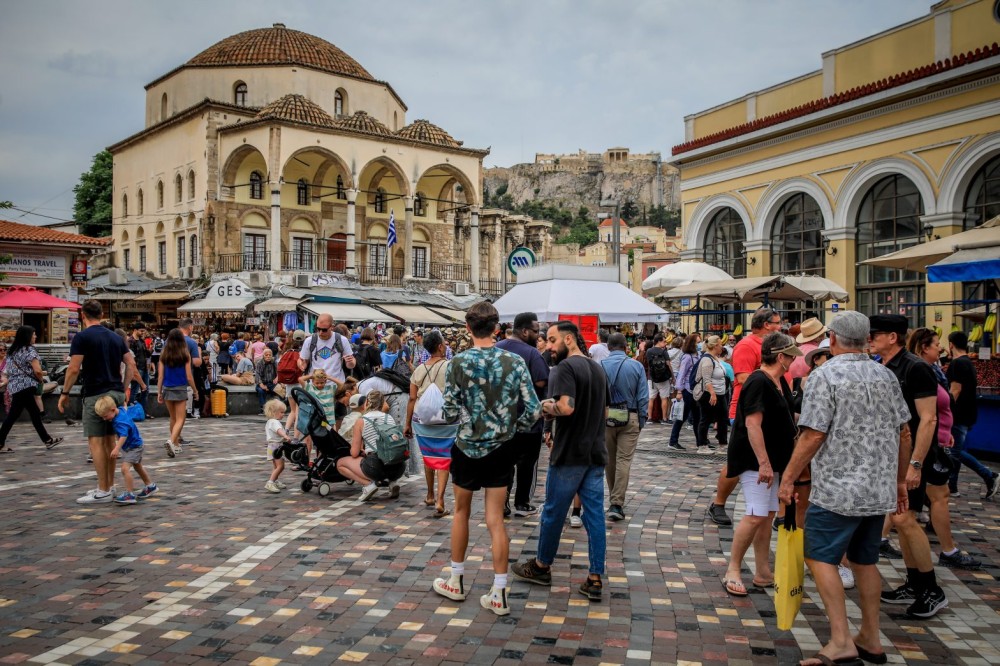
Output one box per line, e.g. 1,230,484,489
779,311,910,666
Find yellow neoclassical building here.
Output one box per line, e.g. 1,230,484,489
671,0,1000,328
109,23,495,289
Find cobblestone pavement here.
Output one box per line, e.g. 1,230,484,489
1,416,999,665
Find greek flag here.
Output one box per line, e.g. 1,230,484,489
387,210,397,248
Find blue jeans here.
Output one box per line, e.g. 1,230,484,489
255,382,276,408
536,464,606,575
129,368,149,409
668,389,700,446
948,424,994,489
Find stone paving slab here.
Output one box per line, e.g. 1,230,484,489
0,417,998,664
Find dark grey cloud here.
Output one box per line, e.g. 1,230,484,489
0,0,929,225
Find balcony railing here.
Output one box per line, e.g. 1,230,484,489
428,262,471,282
217,252,270,272
479,278,504,295
280,251,346,273
357,264,403,287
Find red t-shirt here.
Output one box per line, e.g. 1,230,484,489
729,334,763,419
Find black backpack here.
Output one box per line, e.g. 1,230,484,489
686,352,711,392
648,349,671,383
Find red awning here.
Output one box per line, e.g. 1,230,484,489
0,286,81,310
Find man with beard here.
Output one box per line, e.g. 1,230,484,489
513,320,609,601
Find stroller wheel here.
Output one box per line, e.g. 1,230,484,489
345,479,355,486
291,448,305,465
300,479,312,493
318,482,331,497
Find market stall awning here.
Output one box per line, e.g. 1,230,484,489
427,307,466,323
0,286,80,309
861,218,1000,272
255,297,304,312
770,275,850,302
494,279,667,323
374,304,451,326
134,291,190,301
641,261,733,296
661,276,780,303
927,244,1000,283
177,293,256,313
301,302,398,323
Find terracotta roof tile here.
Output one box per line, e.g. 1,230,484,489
187,24,374,81
256,94,335,127
0,220,112,247
395,119,462,147
334,110,392,137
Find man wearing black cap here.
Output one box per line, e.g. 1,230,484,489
869,314,948,618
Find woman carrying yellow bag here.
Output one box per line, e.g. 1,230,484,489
774,499,804,631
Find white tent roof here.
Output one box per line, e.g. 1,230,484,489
494,278,667,323
642,261,732,295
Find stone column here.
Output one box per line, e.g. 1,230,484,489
470,206,480,287
269,182,281,273
403,195,414,280
346,188,357,275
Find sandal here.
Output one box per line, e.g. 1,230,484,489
424,497,436,507
44,437,63,450
0,446,13,453
433,506,451,518
799,656,863,666
722,577,747,596
853,643,887,665
752,578,774,588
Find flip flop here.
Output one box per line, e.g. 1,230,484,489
854,643,887,665
799,655,863,666
722,578,747,596
752,579,774,588
433,507,451,518
45,437,63,450
423,498,436,507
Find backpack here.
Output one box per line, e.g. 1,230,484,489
374,368,411,394
353,345,378,380
392,350,412,379
362,413,409,465
152,337,164,355
228,340,242,357
276,350,301,384
648,349,670,383
301,332,347,374
685,352,710,392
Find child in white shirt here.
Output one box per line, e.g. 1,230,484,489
264,399,289,493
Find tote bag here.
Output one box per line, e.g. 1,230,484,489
774,500,805,631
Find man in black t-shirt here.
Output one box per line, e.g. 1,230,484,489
59,300,137,505
128,324,150,412
645,334,673,424
871,314,947,618
946,331,998,498
512,320,608,602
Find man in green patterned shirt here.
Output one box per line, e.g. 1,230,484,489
432,301,541,617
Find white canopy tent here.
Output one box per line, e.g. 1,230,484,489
494,265,668,323
641,261,732,296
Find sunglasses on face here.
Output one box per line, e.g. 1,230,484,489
315,327,330,332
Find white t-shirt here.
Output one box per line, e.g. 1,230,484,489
588,343,610,361
265,418,285,444
338,411,361,440
301,332,354,382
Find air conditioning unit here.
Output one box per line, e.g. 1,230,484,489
295,273,311,288
454,282,470,297
248,273,269,289
108,268,127,286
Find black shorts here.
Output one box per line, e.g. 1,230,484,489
450,438,518,491
360,455,405,485
908,448,952,510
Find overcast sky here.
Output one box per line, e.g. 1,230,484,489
0,0,930,227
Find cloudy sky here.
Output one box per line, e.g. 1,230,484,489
0,0,929,227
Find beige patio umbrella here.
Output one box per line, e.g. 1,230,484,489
776,275,850,302
860,216,1000,272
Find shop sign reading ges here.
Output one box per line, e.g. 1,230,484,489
212,278,252,299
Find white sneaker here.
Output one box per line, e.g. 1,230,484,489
193,410,201,419
570,513,583,528
480,586,510,616
432,574,466,601
77,489,113,504
838,564,855,589
164,440,176,458
264,480,281,493
275,480,287,490
359,483,379,502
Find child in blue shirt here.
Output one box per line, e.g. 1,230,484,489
96,396,157,505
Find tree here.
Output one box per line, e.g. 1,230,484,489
557,206,597,246
74,150,113,237
621,199,639,222
649,205,681,236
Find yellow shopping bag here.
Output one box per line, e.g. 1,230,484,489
774,500,804,631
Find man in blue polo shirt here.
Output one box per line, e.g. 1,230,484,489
601,332,648,521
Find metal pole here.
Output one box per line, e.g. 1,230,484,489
613,201,620,267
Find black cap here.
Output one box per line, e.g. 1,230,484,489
868,314,908,336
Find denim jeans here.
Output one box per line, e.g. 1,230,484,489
948,424,994,489
255,381,275,408
668,389,700,446
129,368,150,409
536,464,606,575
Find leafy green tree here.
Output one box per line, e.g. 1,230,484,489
649,205,681,235
73,150,113,237
621,199,639,222
557,207,597,246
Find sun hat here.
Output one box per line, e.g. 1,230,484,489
795,317,828,344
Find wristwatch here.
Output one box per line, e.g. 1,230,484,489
909,459,922,470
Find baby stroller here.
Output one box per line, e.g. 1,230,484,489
290,387,352,497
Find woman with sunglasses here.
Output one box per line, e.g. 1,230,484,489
0,326,62,452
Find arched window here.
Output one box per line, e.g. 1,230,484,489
334,89,345,117
156,181,164,209
964,153,1000,229
137,189,143,216
856,174,925,330
297,179,310,206
122,193,128,219
414,192,425,217
770,193,825,276
190,234,199,266
234,82,247,107
160,93,167,120
175,174,183,203
249,171,263,200
703,207,746,279
336,175,346,200
187,170,195,200
374,188,386,214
